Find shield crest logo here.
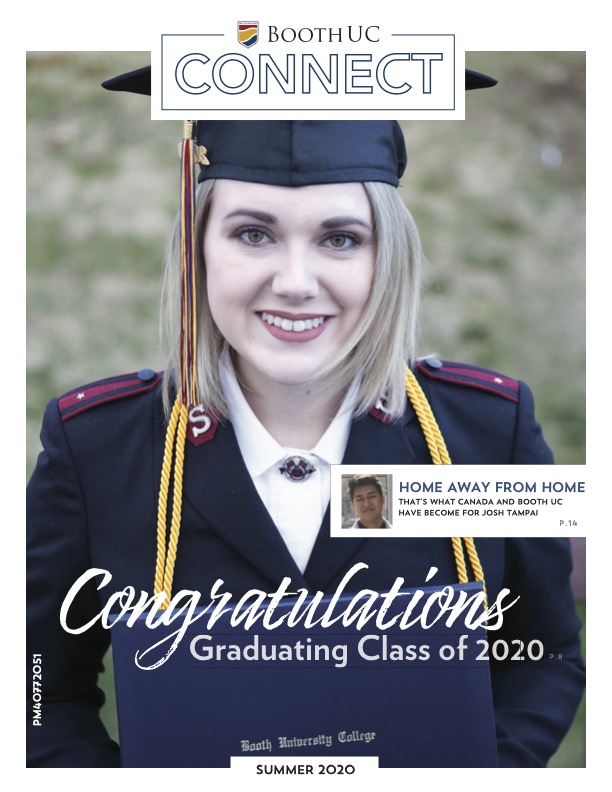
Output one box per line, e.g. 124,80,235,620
238,21,259,48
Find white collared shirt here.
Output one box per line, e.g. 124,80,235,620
219,351,356,573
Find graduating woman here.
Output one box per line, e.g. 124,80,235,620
26,63,585,768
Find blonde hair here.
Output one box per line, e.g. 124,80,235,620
161,179,423,418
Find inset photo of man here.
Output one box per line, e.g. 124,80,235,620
342,474,393,529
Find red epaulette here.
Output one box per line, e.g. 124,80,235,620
58,369,163,422
415,358,519,403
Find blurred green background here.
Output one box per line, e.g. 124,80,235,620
26,51,585,766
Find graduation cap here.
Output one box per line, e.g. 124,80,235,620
103,66,496,188
102,65,491,607
102,64,497,94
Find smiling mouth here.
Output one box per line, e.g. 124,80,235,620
260,311,327,333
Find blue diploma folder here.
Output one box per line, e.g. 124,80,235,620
111,581,498,768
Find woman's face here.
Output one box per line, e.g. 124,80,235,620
204,179,375,391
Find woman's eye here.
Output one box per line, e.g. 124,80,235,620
236,227,269,245
325,233,359,250
245,230,265,244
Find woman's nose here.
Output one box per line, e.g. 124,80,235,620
271,247,319,301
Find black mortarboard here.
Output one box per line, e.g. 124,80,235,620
103,66,496,188
102,64,497,94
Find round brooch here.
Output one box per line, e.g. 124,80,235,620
279,455,316,482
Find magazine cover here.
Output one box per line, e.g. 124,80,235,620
25,9,587,781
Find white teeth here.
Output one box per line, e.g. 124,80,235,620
261,312,325,332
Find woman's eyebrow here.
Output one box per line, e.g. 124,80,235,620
223,209,277,224
321,216,372,231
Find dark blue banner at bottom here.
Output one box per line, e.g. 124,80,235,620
112,582,499,768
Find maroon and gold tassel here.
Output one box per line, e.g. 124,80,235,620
179,120,201,408
154,121,207,608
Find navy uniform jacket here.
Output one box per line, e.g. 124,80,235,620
26,360,585,768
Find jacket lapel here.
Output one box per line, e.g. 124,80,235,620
154,395,421,594
154,409,308,590
305,404,420,590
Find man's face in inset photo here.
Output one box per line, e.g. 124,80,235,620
351,484,385,528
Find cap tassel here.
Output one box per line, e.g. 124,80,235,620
154,121,202,609
179,120,200,408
